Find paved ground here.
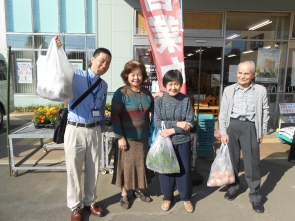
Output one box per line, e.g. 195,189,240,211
0,113,295,221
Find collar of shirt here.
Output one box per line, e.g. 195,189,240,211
235,82,254,91
88,68,100,80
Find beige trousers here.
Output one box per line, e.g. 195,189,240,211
64,124,102,210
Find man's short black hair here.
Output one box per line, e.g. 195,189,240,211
93,48,112,58
162,69,183,88
89,48,112,68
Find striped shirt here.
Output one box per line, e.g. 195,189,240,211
111,85,153,140
154,92,194,145
230,83,255,122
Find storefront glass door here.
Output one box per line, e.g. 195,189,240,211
184,46,222,115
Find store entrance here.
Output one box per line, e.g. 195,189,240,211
184,46,222,116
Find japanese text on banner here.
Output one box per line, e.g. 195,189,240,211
140,0,186,94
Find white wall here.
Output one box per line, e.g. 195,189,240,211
0,0,7,59
98,0,133,93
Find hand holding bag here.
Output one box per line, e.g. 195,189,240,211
146,121,180,174
36,37,75,101
207,143,235,187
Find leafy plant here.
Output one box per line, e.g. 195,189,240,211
14,103,66,112
104,102,111,119
31,104,66,124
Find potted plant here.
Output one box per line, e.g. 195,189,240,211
32,105,63,129
104,102,111,125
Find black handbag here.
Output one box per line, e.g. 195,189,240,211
53,77,102,144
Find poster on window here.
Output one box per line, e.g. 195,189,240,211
279,103,295,114
17,60,32,83
256,48,280,83
211,74,220,86
291,51,295,86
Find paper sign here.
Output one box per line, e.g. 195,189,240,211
279,103,295,114
17,61,32,83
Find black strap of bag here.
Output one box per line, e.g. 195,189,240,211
53,77,102,144
70,78,102,110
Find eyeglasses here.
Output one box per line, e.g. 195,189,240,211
129,74,143,78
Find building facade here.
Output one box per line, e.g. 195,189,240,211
2,0,295,130
1,0,97,105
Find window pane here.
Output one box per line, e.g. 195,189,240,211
266,93,295,131
286,44,295,91
87,36,95,50
134,46,156,92
34,35,55,49
33,0,59,33
223,41,287,90
226,12,290,40
65,51,86,70
87,51,94,65
7,34,33,49
183,12,223,37
86,0,95,34
135,11,147,34
60,0,85,33
12,51,36,94
135,11,223,37
5,0,32,32
223,40,288,130
64,36,85,50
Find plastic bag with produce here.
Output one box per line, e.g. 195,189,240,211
207,143,235,187
146,121,180,174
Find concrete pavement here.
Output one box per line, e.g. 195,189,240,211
0,113,295,221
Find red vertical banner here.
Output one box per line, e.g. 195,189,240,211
140,0,186,94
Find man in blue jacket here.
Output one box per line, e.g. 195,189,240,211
219,61,269,213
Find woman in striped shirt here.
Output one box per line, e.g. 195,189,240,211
111,60,161,209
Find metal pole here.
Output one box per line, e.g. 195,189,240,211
6,46,12,176
180,0,183,29
62,31,65,51
196,47,202,119
195,47,202,161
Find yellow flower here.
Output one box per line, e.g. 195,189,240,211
32,104,64,125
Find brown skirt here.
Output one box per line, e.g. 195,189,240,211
111,138,154,190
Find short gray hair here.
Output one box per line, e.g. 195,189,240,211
237,61,256,74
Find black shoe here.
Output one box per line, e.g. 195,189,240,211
120,195,129,210
133,190,152,203
252,202,264,213
224,191,237,201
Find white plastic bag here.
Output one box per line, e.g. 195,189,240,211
207,143,235,187
36,38,75,101
146,121,180,174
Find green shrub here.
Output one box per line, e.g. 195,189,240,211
14,103,67,113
